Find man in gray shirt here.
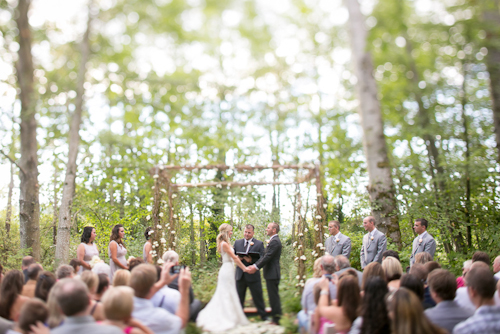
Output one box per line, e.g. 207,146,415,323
51,279,122,334
425,269,473,333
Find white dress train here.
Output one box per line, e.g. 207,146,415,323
196,243,249,332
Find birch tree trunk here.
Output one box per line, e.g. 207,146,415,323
345,0,402,247
481,0,500,162
6,162,14,234
16,0,40,260
55,3,93,265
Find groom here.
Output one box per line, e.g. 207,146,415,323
233,224,267,320
247,222,282,325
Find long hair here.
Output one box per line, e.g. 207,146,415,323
337,275,360,324
0,270,24,319
34,271,56,302
110,224,124,245
216,223,232,252
359,277,390,334
81,226,95,244
387,288,445,334
362,262,386,290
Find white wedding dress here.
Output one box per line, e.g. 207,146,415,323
196,243,249,332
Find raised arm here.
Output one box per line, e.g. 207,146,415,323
222,242,247,271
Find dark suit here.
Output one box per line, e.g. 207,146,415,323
254,235,282,324
234,238,266,320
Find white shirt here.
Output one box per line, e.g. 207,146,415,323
151,285,181,314
132,297,182,334
334,232,341,239
494,271,500,280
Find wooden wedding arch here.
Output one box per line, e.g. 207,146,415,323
147,163,327,290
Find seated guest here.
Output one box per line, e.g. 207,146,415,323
311,284,333,334
56,264,74,280
493,256,500,280
128,258,145,272
69,259,81,276
409,263,435,308
151,266,181,314
21,264,42,298
34,271,56,302
7,299,48,334
424,261,441,274
382,256,403,291
316,275,360,333
80,271,105,321
455,262,490,313
387,288,446,334
424,269,473,333
298,255,338,333
163,251,202,322
415,252,433,265
349,277,390,334
0,270,29,321
382,250,400,261
101,286,152,334
0,317,12,334
95,274,110,302
50,278,122,334
361,262,385,291
112,269,131,287
471,251,490,266
457,260,472,289
46,281,65,329
453,266,500,334
130,263,191,333
20,257,35,284
92,262,111,280
400,274,426,305
334,255,363,287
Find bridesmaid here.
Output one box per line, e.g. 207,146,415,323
108,224,128,279
143,227,153,264
76,226,99,274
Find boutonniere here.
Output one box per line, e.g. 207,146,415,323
419,238,423,243
250,242,254,246
335,238,340,243
370,236,374,241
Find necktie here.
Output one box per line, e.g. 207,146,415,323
244,240,248,248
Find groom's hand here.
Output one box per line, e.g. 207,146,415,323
246,266,257,274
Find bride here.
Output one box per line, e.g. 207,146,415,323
196,223,249,332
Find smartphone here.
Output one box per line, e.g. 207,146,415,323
170,265,186,274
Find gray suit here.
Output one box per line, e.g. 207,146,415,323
410,231,436,266
325,233,352,259
360,229,387,269
51,316,123,334
424,301,473,333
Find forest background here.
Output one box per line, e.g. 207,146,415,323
1,0,500,331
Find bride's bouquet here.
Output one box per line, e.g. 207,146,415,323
89,255,104,268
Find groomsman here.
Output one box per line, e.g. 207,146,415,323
410,218,436,266
360,216,387,269
233,224,267,320
325,220,351,259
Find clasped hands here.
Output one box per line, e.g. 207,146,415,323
244,265,257,274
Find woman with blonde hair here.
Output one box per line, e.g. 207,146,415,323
386,288,446,334
196,223,249,331
80,271,105,321
101,286,152,334
113,269,131,287
382,257,403,291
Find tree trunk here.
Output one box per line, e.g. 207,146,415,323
16,0,40,260
461,63,472,249
345,0,402,247
55,3,93,265
53,166,58,245
6,162,14,234
189,203,195,266
482,0,500,162
199,210,205,264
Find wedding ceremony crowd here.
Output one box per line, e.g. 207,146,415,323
0,217,499,334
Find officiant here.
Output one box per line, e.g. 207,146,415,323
233,224,267,321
